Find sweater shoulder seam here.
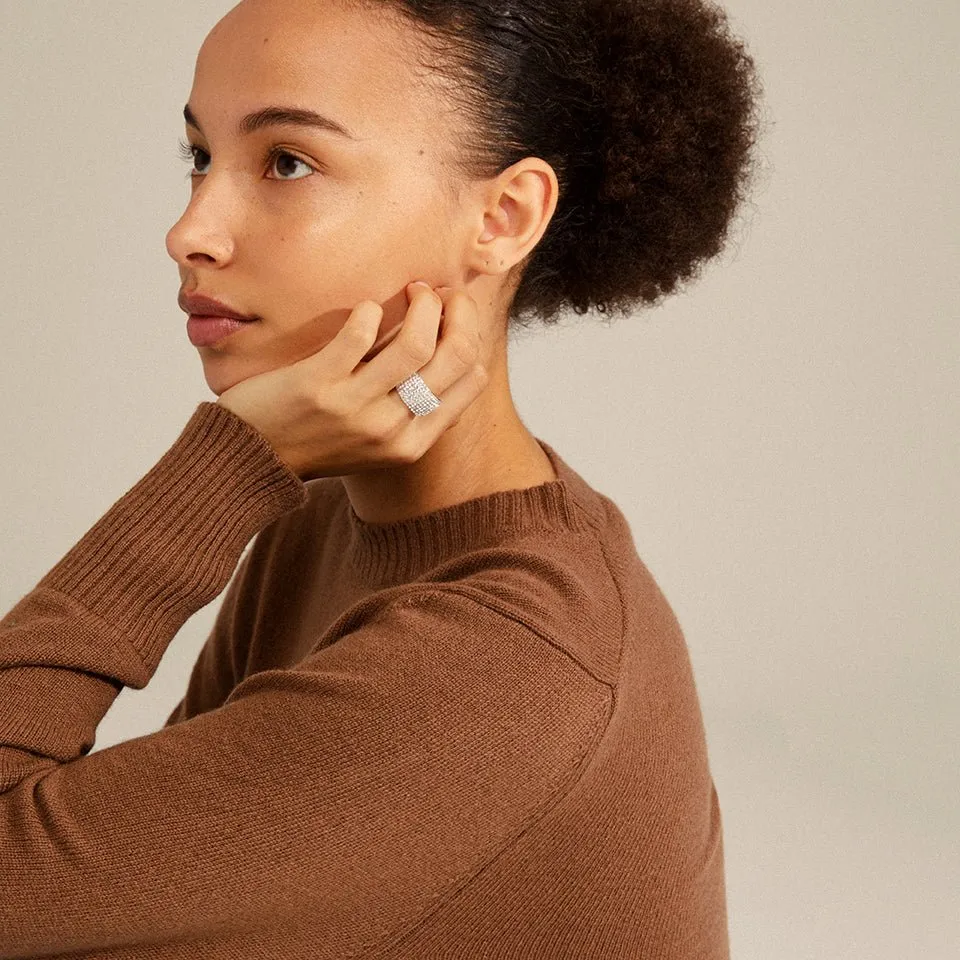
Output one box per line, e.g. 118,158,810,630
410,584,615,694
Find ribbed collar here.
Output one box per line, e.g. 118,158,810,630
345,438,603,584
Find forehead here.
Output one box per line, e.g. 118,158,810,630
191,0,431,142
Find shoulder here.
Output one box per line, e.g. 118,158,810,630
423,512,627,689
298,585,615,770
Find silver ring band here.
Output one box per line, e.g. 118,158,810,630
395,373,442,417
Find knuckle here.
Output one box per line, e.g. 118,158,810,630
449,332,480,369
297,377,326,410
344,321,374,351
449,289,476,314
396,433,426,464
474,362,490,387
353,301,382,332
319,391,349,423
301,385,322,412
373,416,400,444
401,333,436,367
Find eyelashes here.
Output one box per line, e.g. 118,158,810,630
176,138,321,180
177,138,199,164
177,138,213,173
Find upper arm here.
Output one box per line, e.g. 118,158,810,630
2,589,611,958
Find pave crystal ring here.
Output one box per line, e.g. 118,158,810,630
395,373,442,417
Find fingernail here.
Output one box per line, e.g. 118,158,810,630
413,281,431,289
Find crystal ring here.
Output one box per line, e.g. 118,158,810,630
395,373,442,417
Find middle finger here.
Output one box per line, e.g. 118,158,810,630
356,284,471,403
355,284,443,398
409,287,482,399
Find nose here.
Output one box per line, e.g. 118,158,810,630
165,183,237,268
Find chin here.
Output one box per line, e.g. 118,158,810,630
204,380,230,400
199,359,242,399
200,349,282,399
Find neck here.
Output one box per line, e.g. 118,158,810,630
340,353,557,526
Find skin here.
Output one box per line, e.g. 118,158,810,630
166,0,560,525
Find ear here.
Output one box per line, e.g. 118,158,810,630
473,158,560,276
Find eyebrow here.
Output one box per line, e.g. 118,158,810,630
183,103,359,142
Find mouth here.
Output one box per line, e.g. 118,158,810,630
179,291,259,322
188,314,259,323
186,314,259,348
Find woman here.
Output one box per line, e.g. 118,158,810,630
0,0,761,956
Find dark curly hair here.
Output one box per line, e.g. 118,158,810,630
346,0,765,329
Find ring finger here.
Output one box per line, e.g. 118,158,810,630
360,286,482,417
390,287,483,430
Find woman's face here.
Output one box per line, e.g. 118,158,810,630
166,0,470,396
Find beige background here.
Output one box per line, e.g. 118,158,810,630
1,1,956,956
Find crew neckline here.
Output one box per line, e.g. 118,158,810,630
344,438,600,584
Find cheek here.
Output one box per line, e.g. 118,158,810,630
251,182,443,334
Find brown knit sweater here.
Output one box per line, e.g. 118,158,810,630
0,402,728,959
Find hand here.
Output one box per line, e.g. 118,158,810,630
216,283,490,481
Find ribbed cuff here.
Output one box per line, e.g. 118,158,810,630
36,402,308,671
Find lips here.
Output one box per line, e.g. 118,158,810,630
179,292,259,321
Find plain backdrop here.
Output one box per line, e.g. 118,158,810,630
1,1,956,957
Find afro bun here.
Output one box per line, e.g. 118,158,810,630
361,0,766,328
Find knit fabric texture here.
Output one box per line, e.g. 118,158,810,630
0,401,729,958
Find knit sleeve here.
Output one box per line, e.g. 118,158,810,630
0,402,612,957
162,545,258,729
0,401,303,951
0,401,306,753
0,594,610,959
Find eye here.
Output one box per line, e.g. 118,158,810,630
176,139,319,181
265,149,317,181
177,139,210,176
